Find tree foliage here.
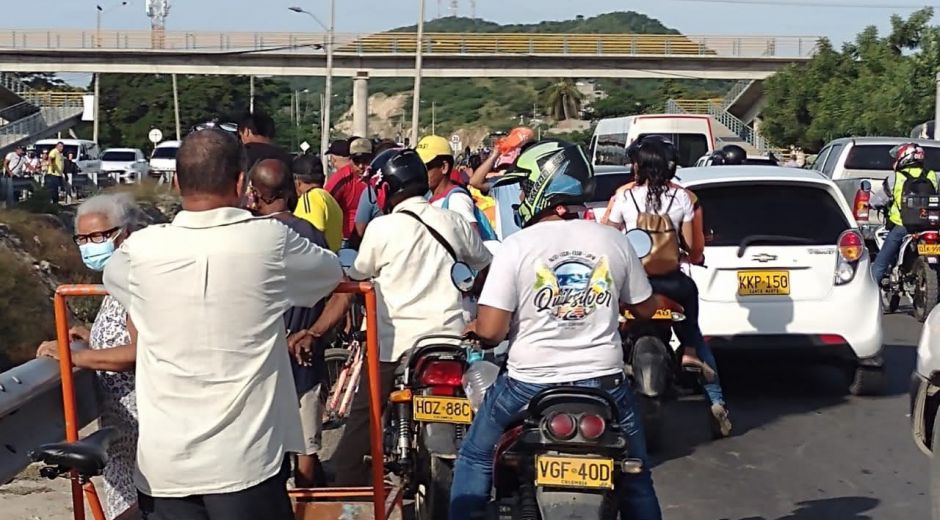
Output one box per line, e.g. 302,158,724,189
762,8,940,152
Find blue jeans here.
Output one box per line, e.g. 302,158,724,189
872,224,907,282
449,373,662,520
648,271,724,405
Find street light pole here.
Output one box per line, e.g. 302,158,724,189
411,0,425,146
289,3,334,173
93,2,126,143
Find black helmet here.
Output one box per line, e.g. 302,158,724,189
371,149,429,213
721,144,746,166
704,151,726,166
366,147,403,181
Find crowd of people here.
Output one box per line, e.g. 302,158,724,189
33,108,729,520
3,141,82,204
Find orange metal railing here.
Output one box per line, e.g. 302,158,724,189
0,29,821,58
53,281,396,520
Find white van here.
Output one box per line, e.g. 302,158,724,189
589,115,715,168
149,140,181,184
34,138,102,178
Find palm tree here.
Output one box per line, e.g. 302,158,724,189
544,79,585,121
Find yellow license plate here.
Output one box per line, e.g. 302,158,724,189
535,455,614,489
623,309,673,320
413,396,473,424
737,271,790,296
918,243,940,256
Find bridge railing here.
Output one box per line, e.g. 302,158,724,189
0,29,820,58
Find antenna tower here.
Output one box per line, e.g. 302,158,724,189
449,0,458,17
145,0,170,48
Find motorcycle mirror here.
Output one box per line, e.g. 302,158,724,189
625,229,653,258
337,248,357,270
860,180,872,192
451,262,476,293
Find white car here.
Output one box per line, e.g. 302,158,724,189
100,148,149,184
912,308,940,455
149,140,180,183
679,166,885,395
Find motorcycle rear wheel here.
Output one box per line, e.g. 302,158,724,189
913,258,939,322
414,452,453,520
637,395,665,454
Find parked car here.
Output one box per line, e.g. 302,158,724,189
100,148,149,184
589,115,714,169
679,166,885,395
812,137,940,242
149,140,181,184
34,138,102,179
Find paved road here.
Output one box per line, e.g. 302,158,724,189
0,312,928,519
651,310,928,520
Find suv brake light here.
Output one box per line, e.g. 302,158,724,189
418,360,463,387
852,188,870,222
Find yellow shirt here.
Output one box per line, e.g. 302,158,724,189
295,187,343,252
47,148,64,176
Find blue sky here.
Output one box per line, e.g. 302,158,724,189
21,0,934,48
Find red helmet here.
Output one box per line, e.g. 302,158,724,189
891,143,926,171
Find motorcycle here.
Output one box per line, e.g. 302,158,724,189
621,300,705,452
489,385,643,519
384,334,473,520
875,223,940,322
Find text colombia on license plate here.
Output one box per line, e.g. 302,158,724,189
412,396,473,424
535,455,614,489
737,270,790,296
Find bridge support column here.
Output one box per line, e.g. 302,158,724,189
352,72,369,138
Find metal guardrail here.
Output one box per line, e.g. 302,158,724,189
0,29,821,58
18,91,84,108
0,101,40,125
667,98,770,152
720,79,753,110
0,106,85,148
0,72,33,95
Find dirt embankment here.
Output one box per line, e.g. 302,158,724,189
0,184,180,371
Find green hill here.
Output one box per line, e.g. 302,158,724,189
392,12,679,34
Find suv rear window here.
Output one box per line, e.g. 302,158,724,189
844,144,940,171
695,184,849,247
591,172,633,203
102,151,136,162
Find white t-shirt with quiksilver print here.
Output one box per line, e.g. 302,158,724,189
479,219,653,384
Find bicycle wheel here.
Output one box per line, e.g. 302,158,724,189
323,348,352,399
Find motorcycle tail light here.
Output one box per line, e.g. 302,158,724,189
582,208,596,221
921,231,939,243
545,413,577,440
578,414,606,440
429,385,456,396
418,360,463,387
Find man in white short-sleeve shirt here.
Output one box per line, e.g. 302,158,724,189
449,139,662,520
104,129,342,520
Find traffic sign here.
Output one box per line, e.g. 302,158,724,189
148,128,163,144
450,134,462,153
300,141,311,153
450,134,461,144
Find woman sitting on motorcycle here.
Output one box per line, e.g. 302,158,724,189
605,137,732,438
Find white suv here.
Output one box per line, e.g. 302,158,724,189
679,166,885,395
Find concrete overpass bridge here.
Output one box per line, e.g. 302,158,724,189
0,29,818,80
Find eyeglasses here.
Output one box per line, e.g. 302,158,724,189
73,226,121,246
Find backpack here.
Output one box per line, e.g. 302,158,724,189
628,188,681,276
443,186,499,242
898,170,940,232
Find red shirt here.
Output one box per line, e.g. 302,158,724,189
325,163,367,239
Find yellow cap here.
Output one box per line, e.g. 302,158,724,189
415,135,453,163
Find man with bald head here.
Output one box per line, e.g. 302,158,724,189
104,130,342,520
249,158,330,488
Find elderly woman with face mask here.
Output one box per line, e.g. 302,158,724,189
36,192,143,520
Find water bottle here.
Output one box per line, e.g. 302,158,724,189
462,350,500,412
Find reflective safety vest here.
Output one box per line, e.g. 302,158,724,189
889,167,939,226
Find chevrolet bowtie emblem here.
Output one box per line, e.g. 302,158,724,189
752,253,777,263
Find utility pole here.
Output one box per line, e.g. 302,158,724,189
93,74,100,142
172,74,180,140
249,75,255,114
411,0,426,146
289,3,334,172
